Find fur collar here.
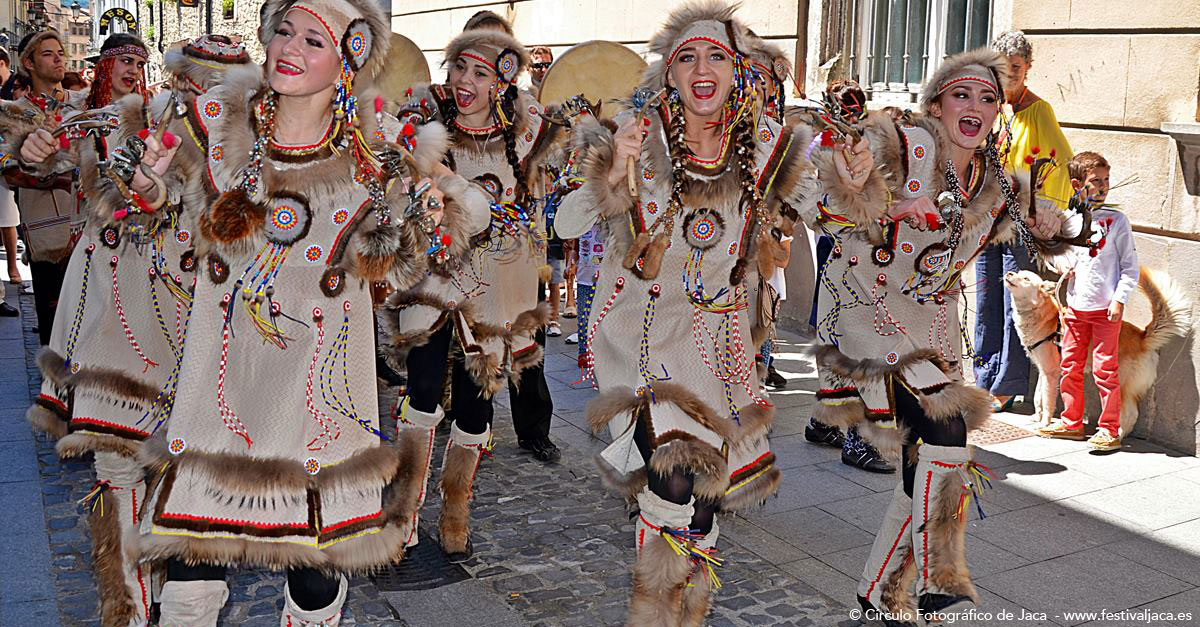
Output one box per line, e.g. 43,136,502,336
867,111,1011,239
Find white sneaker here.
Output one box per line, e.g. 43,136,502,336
565,333,578,344
546,321,562,337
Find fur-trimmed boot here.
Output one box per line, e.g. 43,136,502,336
280,574,347,627
91,452,150,627
629,489,694,627
394,397,443,549
911,444,978,621
158,580,229,627
857,482,918,626
679,521,720,627
438,422,490,562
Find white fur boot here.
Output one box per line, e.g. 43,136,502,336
158,580,229,627
280,575,348,627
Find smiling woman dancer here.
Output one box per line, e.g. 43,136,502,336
804,50,1062,625
380,25,560,563
65,1,483,624
553,2,857,623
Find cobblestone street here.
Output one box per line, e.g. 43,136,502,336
5,281,1200,626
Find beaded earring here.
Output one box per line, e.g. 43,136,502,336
333,58,358,126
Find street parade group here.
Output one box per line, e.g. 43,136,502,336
4,1,1088,625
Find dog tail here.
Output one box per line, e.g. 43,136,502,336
1139,267,1192,353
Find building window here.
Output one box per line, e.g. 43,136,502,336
846,0,993,104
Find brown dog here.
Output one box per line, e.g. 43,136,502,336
1004,268,1191,435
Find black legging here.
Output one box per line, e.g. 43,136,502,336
166,560,340,611
632,410,717,535
406,322,554,439
892,379,968,498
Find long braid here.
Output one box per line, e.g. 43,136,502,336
660,89,689,235
498,85,527,206
986,137,1036,258
730,102,764,285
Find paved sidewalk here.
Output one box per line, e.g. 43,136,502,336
3,287,1199,626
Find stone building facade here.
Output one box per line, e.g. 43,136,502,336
388,0,1200,454
135,0,262,83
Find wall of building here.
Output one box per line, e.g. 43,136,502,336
136,0,262,83
390,0,805,89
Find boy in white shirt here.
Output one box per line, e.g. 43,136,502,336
1038,152,1138,451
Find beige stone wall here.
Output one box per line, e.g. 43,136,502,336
1006,0,1200,453
391,0,803,91
142,1,263,84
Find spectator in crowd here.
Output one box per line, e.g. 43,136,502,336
0,48,21,301
529,45,552,95
6,31,79,344
0,69,31,100
61,70,86,90
974,30,1073,411
1037,152,1136,452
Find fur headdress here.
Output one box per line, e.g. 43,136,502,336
640,0,755,91
258,0,391,80
164,35,252,95
745,34,791,84
443,29,529,85
919,48,1010,113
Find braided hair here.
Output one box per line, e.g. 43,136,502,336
663,83,764,285
437,82,526,205
663,90,690,228
497,84,528,206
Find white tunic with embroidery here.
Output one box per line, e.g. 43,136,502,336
557,108,797,509
808,116,1017,430
135,79,458,570
27,97,196,456
384,84,552,391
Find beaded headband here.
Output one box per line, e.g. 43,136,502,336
667,21,738,66
458,45,521,84
101,44,148,60
933,64,999,98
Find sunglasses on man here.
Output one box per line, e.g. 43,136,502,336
531,62,551,70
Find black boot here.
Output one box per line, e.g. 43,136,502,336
842,428,896,473
918,592,975,621
857,595,917,627
804,418,845,448
519,436,562,463
764,365,787,389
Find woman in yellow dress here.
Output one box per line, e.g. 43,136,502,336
973,30,1073,409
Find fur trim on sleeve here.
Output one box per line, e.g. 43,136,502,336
0,100,79,180
409,121,450,173
809,135,891,243
555,116,634,240
432,172,489,256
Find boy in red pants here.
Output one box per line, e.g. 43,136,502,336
1038,152,1138,451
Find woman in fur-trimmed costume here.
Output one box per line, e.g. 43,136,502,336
803,50,1062,625
553,3,839,623
84,1,484,624
378,27,559,562
12,34,246,627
